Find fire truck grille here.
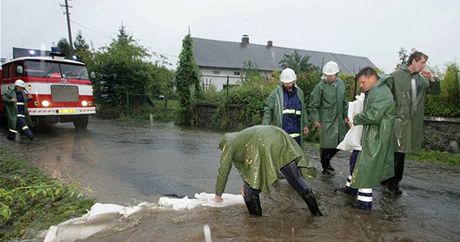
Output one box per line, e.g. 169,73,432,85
51,85,79,102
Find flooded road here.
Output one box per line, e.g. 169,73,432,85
1,118,459,241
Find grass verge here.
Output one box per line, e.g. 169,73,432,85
0,148,94,240
407,149,460,165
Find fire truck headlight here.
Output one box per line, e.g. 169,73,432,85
33,101,39,107
81,100,88,107
42,100,50,107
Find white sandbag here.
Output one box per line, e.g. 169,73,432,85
44,193,243,242
337,93,365,151
157,193,244,210
348,93,365,123
195,192,244,207
86,203,124,221
158,196,203,210
44,202,153,242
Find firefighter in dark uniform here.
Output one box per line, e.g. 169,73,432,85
262,68,309,146
2,79,34,141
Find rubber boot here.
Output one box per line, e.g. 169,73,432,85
300,191,323,216
243,196,262,216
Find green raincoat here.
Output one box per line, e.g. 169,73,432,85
308,78,348,148
215,125,313,194
350,80,395,188
386,67,440,153
2,88,33,132
262,85,309,146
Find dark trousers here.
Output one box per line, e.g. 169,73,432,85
349,150,360,175
243,161,312,200
382,152,405,188
7,117,33,140
243,161,321,216
345,150,360,195
320,148,339,170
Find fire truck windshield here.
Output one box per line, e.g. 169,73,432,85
24,60,89,80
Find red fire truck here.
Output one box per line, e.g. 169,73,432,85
0,54,95,129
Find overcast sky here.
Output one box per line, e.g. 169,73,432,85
1,0,459,72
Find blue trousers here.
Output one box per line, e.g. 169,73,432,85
7,117,33,140
346,150,372,210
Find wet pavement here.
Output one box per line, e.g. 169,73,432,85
1,117,459,241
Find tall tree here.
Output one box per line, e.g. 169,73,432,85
57,38,73,58
396,47,409,70
241,60,262,84
279,50,318,74
73,30,92,64
175,34,201,125
92,24,152,106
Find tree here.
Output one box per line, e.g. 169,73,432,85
57,38,73,58
91,24,152,107
396,47,409,70
279,50,318,74
175,34,201,125
241,60,262,84
73,31,92,64
425,63,460,117
149,64,175,97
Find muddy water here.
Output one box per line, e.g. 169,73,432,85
1,118,459,241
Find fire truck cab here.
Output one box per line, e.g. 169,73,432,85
0,54,96,129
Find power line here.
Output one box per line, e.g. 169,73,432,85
70,20,179,59
17,13,62,48
70,20,112,40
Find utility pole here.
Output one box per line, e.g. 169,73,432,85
60,0,73,51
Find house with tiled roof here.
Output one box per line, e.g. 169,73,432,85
192,35,375,90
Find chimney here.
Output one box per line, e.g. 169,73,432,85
241,35,249,47
266,40,273,48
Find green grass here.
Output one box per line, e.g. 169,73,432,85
407,149,460,165
0,148,94,240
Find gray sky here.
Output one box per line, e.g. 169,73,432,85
1,0,459,73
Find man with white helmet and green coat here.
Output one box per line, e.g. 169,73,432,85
2,79,34,141
212,125,322,217
262,68,309,146
308,61,348,175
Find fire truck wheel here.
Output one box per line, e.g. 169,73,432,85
73,116,89,129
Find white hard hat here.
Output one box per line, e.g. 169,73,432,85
280,68,297,83
322,61,340,75
15,79,26,88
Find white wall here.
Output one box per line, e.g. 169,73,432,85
200,68,241,91
199,67,273,91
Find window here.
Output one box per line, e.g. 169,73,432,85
2,64,9,78
234,72,240,76
60,63,89,80
23,60,89,80
13,62,24,77
212,70,220,75
24,60,60,78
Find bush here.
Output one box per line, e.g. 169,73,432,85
425,63,460,118
0,149,93,240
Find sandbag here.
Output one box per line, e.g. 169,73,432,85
337,93,365,151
